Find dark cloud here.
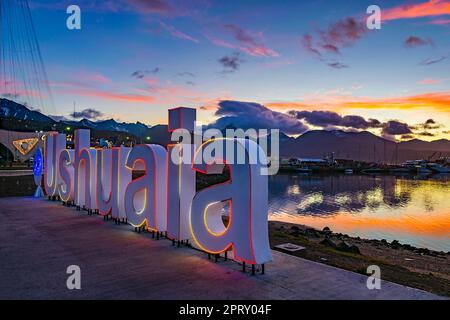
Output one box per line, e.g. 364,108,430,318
404,36,433,48
367,118,383,128
382,120,412,135
420,56,447,66
131,67,160,79
209,103,439,140
301,34,322,58
301,17,365,69
319,17,366,48
224,24,279,57
327,62,348,69
289,110,381,130
289,111,418,137
300,37,347,69
126,0,175,15
71,108,104,120
322,44,340,54
218,53,243,73
304,17,366,55
225,24,255,45
341,115,377,129
411,119,442,131
289,110,341,127
131,71,145,79
177,72,195,77
401,134,415,140
209,100,308,135
185,81,195,86
417,131,436,137
424,119,442,129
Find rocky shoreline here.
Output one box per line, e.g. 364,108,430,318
269,221,450,297
283,223,448,257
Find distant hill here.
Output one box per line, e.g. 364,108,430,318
0,98,167,141
399,139,450,152
0,98,55,124
62,118,152,138
279,130,450,163
0,98,448,162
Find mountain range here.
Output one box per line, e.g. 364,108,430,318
0,98,166,140
0,98,55,123
1,98,449,163
278,130,449,163
63,118,152,138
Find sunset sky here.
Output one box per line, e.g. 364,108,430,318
5,0,450,140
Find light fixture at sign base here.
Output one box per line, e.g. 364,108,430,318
33,148,44,198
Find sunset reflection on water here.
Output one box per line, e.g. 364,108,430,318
269,174,450,252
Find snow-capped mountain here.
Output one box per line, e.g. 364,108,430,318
0,98,55,124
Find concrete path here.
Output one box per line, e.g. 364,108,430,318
0,197,444,300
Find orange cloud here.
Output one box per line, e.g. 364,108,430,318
266,91,450,113
383,0,450,21
345,92,450,112
64,87,156,103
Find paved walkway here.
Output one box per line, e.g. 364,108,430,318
0,197,444,300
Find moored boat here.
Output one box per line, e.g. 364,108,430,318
428,163,450,173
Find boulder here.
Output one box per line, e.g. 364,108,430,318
390,240,401,250
337,241,361,254
305,228,320,238
417,248,430,255
320,238,336,248
349,245,361,255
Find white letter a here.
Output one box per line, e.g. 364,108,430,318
66,5,81,30
66,265,81,290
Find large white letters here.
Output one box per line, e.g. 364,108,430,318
124,144,167,230
190,139,272,265
58,149,75,202
74,130,97,209
167,144,196,242
38,108,273,267
96,147,132,218
44,133,66,197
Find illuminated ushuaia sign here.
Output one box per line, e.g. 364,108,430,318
39,107,273,273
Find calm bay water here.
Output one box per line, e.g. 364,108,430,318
268,174,450,252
